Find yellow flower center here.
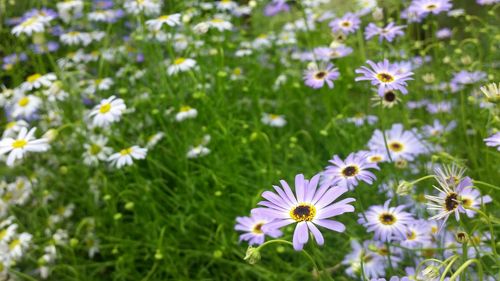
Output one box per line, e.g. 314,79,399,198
158,15,170,21
180,106,192,112
388,141,404,152
99,103,111,113
27,73,41,83
369,155,383,162
407,231,417,240
211,18,225,23
120,147,133,156
174,58,186,65
9,239,20,250
6,122,16,129
462,197,472,208
21,17,37,27
290,203,316,222
18,97,30,107
377,72,395,83
90,144,102,155
0,229,7,241
342,165,359,177
252,222,264,234
12,139,27,149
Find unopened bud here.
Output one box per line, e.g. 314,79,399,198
396,181,413,196
243,246,261,265
422,265,440,279
456,231,468,244
372,7,383,21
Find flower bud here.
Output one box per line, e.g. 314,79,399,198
372,7,383,21
455,231,468,244
396,181,413,196
244,246,261,265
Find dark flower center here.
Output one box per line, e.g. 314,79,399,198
379,213,396,225
377,72,395,83
426,4,437,10
342,165,359,177
290,204,316,222
384,91,396,102
252,223,264,234
444,192,459,211
341,21,351,27
315,71,327,79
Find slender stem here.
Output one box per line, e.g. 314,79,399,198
449,259,483,281
473,180,500,191
439,255,460,281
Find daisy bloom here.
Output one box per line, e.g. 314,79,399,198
2,120,29,138
146,13,181,31
365,22,406,43
355,59,414,96
124,0,161,16
11,94,42,119
400,220,432,248
88,96,126,127
329,13,361,35
11,16,45,36
175,106,198,122
20,72,57,91
167,58,196,75
261,113,286,127
108,146,147,168
409,0,453,17
0,127,49,167
342,240,386,279
60,31,93,46
83,136,113,166
252,173,356,250
208,18,233,31
187,145,210,158
479,82,500,103
484,132,500,151
452,177,492,218
303,63,340,89
234,214,282,245
368,123,427,161
323,152,379,190
8,232,33,260
358,200,414,241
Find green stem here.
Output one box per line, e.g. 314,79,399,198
449,259,483,281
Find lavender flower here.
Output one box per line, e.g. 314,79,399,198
484,132,500,151
264,0,289,17
303,63,340,89
252,173,355,250
368,123,427,161
235,214,282,245
323,152,379,190
329,13,360,35
365,22,405,43
355,59,414,96
409,0,453,19
358,200,414,241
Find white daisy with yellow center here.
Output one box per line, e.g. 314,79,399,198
0,127,49,167
108,145,148,168
88,95,126,127
167,57,197,75
146,13,181,31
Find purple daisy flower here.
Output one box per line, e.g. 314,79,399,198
358,199,414,241
329,13,360,35
368,123,427,161
409,0,453,19
355,59,414,96
451,70,487,85
342,240,386,279
422,119,457,137
264,0,289,17
235,214,282,245
436,28,452,39
484,132,500,151
400,220,432,248
252,173,356,251
323,152,379,190
303,63,340,89
313,45,353,61
477,0,500,5
365,22,406,43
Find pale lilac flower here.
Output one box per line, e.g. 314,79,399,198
342,240,386,279
365,22,405,43
355,59,414,96
409,0,453,19
329,13,360,35
323,152,379,190
400,220,432,248
368,123,427,161
451,70,487,85
477,0,500,5
234,214,282,245
484,132,500,151
303,63,340,89
313,46,353,61
358,200,414,241
436,28,452,39
264,0,289,17
252,173,355,250
422,120,457,137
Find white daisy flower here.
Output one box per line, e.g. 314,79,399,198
10,94,42,119
0,127,49,166
8,232,33,260
175,106,198,122
11,16,45,36
146,13,182,31
83,136,113,166
56,0,84,23
2,120,29,138
187,145,210,158
20,72,57,91
216,0,238,10
124,0,161,16
88,95,126,127
108,146,148,168
60,31,93,46
167,58,196,75
261,113,287,127
43,81,69,101
208,18,233,31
